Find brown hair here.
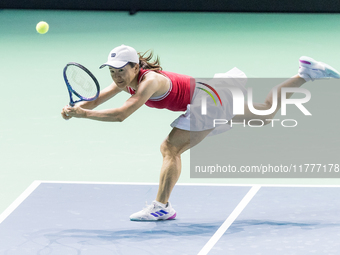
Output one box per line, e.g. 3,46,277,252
129,50,162,72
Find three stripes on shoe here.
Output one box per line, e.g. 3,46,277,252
150,210,168,217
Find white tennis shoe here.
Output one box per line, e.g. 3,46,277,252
298,56,340,82
130,200,177,221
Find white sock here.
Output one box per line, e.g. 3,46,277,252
298,67,312,82
154,200,167,208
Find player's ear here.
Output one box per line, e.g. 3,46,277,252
134,63,139,73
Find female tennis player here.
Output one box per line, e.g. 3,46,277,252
61,45,340,221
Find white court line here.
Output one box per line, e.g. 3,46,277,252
36,180,340,188
0,181,41,224
197,185,261,255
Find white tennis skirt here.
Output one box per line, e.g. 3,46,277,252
170,67,247,136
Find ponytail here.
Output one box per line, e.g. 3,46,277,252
137,50,162,72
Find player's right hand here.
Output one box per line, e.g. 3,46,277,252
61,105,72,120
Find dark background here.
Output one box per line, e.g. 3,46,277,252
1,0,340,13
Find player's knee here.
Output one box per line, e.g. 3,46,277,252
257,102,278,126
160,139,183,158
160,139,174,157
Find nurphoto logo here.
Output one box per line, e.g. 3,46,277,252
200,84,312,128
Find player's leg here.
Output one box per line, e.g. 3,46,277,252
232,56,340,125
130,127,213,221
232,75,306,125
156,127,213,204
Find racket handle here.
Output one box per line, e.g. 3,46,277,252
65,103,73,117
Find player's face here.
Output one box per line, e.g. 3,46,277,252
109,64,138,88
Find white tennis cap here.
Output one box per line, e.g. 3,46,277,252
100,45,139,69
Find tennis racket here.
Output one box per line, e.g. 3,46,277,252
63,62,100,107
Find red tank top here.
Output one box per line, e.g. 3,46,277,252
127,68,195,112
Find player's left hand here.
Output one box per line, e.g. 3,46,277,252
62,105,86,118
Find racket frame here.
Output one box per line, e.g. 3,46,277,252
63,62,100,107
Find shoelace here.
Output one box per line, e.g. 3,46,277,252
142,201,156,212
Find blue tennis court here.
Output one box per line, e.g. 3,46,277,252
0,182,339,254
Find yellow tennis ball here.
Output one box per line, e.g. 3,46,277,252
36,21,49,34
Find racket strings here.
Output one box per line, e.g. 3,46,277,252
66,66,98,99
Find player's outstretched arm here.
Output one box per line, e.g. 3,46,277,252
61,82,124,120
63,74,161,122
